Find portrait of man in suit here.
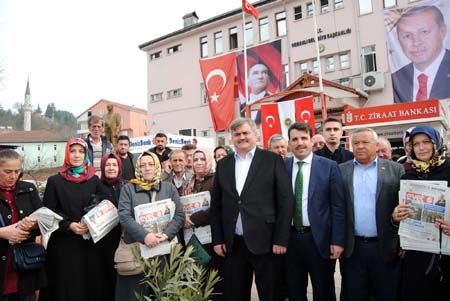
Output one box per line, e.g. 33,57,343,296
210,117,293,301
285,122,345,301
339,128,404,300
391,5,450,103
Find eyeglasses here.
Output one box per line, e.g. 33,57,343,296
140,163,155,169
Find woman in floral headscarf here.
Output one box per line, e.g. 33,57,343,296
40,138,108,301
115,151,184,301
392,126,450,300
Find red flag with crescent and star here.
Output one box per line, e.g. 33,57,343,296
242,0,259,19
199,52,236,132
260,96,315,147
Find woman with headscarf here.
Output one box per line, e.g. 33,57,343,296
397,127,415,172
115,151,184,301
39,138,107,301
392,126,450,300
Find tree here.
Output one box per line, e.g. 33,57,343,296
44,103,56,119
35,104,42,114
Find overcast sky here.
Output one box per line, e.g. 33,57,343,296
0,0,244,116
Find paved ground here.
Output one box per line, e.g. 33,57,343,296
251,261,342,300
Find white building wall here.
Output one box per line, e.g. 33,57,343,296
4,142,67,170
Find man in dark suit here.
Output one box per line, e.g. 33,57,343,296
285,122,345,301
315,117,353,164
210,117,293,301
339,128,404,300
392,5,450,103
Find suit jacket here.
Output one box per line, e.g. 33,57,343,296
285,154,346,259
210,147,294,255
339,158,404,262
392,49,450,103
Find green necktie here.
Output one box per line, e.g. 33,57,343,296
294,161,304,229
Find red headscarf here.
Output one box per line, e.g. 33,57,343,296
100,153,122,185
59,138,96,183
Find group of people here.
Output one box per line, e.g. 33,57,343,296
1,113,450,301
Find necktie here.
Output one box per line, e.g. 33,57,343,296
294,161,304,229
416,73,428,101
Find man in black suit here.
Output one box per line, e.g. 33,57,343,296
285,122,345,301
392,5,450,103
210,117,293,301
339,128,404,300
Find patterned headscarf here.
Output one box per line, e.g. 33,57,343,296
410,126,446,174
60,138,95,183
100,153,122,185
129,151,161,191
184,148,213,195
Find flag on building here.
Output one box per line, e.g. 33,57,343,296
242,0,259,19
199,52,236,132
260,96,315,147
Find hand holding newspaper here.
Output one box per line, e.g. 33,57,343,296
134,198,178,259
81,200,119,243
29,207,63,248
180,191,212,245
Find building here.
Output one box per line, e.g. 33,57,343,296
0,130,71,170
139,0,438,145
76,99,148,138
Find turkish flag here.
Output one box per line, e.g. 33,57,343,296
199,52,236,132
242,0,259,19
260,96,316,147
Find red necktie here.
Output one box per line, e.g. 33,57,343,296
416,73,428,101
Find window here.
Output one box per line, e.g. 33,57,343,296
259,17,269,42
200,83,208,105
340,53,350,69
202,130,210,137
37,145,40,151
229,27,238,50
276,12,287,36
167,44,181,54
179,129,196,136
362,45,377,72
245,22,253,46
320,0,329,13
150,51,162,60
37,156,40,163
326,56,335,72
54,144,56,150
54,156,57,162
150,93,163,102
312,60,319,74
306,2,313,16
334,0,344,9
383,0,396,8
167,88,182,99
294,6,302,20
339,78,351,86
300,62,308,74
359,0,372,15
200,36,208,58
214,32,223,54
282,64,289,89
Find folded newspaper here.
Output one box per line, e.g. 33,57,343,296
81,200,119,243
134,198,178,259
180,191,212,245
399,180,450,255
29,207,63,248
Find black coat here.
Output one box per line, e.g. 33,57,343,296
0,181,46,300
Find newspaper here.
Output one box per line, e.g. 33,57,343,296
81,200,119,243
134,198,178,259
29,207,63,248
180,191,212,245
398,180,450,255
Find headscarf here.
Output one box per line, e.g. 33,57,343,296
59,138,96,183
129,151,161,191
410,126,446,174
100,153,122,186
184,148,213,195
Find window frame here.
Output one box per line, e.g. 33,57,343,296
339,52,350,69
259,17,269,42
229,27,238,50
275,11,287,37
214,31,223,54
200,36,208,58
294,6,302,20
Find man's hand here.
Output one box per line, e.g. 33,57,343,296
69,222,89,235
213,244,227,257
144,232,160,248
330,245,344,260
273,244,287,255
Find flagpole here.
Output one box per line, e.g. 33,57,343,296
311,0,327,120
242,7,250,116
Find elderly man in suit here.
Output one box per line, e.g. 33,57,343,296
210,117,293,301
339,128,404,300
285,122,345,301
392,5,450,103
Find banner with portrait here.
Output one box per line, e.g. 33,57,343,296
236,40,282,124
384,0,450,103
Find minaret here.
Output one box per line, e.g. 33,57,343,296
23,77,32,131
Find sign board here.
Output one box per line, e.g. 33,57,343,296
130,134,215,155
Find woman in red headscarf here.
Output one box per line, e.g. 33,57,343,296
39,138,108,301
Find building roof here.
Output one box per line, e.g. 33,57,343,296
138,0,275,50
0,130,72,143
76,99,147,119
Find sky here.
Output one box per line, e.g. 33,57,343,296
0,0,243,116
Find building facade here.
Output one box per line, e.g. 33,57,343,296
139,0,430,144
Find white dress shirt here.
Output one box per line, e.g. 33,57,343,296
413,48,446,101
292,152,313,226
